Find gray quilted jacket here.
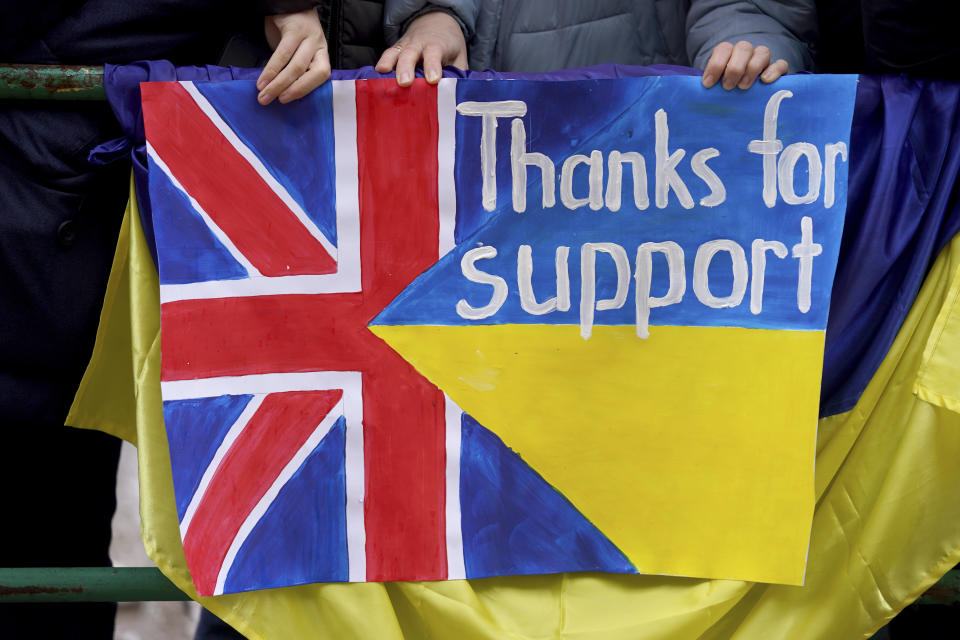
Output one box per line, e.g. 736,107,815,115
384,0,817,73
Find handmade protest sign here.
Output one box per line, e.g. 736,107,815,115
141,74,857,596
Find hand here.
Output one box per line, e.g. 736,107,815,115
701,41,789,90
375,11,468,86
257,8,331,105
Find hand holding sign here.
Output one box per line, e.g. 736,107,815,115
375,11,468,86
258,8,331,105
701,41,790,90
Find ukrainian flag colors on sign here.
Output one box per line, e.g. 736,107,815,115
141,74,857,594
373,75,858,585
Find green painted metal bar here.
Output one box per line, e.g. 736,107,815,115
0,565,956,605
0,567,189,602
0,64,105,100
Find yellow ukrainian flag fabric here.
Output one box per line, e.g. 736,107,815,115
69,181,960,639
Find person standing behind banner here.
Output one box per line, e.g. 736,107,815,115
375,0,816,88
0,3,328,639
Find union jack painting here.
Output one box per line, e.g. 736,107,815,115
141,78,635,595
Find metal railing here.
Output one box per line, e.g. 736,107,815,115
1,64,105,100
0,567,188,602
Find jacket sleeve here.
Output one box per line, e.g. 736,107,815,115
383,0,480,44
685,0,817,72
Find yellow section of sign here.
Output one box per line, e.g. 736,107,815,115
370,323,823,584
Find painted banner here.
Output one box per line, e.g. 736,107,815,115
140,74,857,596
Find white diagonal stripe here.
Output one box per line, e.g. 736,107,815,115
179,394,265,541
215,400,344,594
180,81,337,259
147,141,260,278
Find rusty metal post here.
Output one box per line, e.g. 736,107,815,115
0,64,105,100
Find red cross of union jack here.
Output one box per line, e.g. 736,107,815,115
142,78,465,595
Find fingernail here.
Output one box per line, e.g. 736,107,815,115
278,92,290,103
760,69,776,83
702,73,715,87
398,71,412,85
426,71,440,84
256,79,265,91
722,78,734,90
258,91,270,104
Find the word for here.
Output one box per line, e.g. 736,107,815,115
749,90,848,208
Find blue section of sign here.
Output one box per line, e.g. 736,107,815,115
377,75,857,332
225,417,348,591
149,156,248,285
164,394,252,520
460,414,636,578
195,80,338,246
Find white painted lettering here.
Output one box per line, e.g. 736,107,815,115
777,142,822,205
604,151,649,211
634,241,685,338
823,142,848,208
456,101,527,212
456,246,508,319
511,118,555,213
690,147,726,207
749,239,788,314
693,240,748,308
560,151,604,210
748,89,792,207
517,245,571,314
654,109,694,209
792,216,822,313
580,242,630,339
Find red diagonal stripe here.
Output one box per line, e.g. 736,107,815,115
183,390,342,595
141,82,337,277
357,79,446,581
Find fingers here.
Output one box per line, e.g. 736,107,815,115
258,35,299,95
375,40,423,85
760,59,789,84
452,47,468,69
278,47,331,103
258,9,329,105
259,38,314,104
375,44,402,74
737,45,771,89
721,41,754,90
375,11,468,86
421,43,445,84
395,43,425,86
701,42,732,88
702,41,789,90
